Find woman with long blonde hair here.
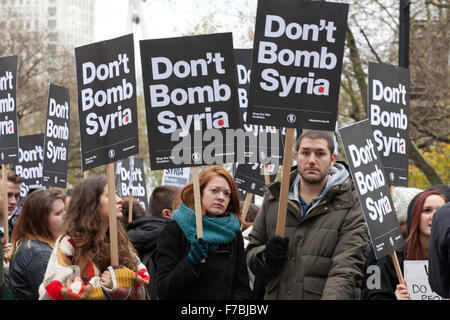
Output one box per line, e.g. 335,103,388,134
155,165,252,300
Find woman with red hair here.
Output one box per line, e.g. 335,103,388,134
155,165,252,300
395,189,446,299
363,189,446,300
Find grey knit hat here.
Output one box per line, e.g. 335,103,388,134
392,187,423,224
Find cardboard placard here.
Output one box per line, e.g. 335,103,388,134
339,119,404,259
162,167,191,188
140,33,240,169
75,34,139,171
0,55,19,164
14,134,44,198
234,163,277,197
42,84,70,188
404,260,444,300
235,48,285,166
115,157,148,211
247,0,349,131
368,62,410,187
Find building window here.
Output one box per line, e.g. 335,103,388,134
48,19,56,28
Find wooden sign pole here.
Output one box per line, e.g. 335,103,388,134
240,192,253,230
128,188,133,223
275,127,295,237
389,185,404,285
391,251,405,285
263,164,271,185
2,166,9,244
83,170,89,179
192,167,203,239
106,163,119,265
191,167,205,263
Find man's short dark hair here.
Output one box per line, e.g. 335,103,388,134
149,185,181,216
0,168,24,185
295,130,335,155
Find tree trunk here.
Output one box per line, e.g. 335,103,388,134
409,141,443,186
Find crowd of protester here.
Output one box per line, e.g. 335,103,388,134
0,130,448,300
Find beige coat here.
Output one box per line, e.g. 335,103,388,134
246,167,369,300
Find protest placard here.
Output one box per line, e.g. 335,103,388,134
115,157,148,212
247,0,349,131
235,48,285,167
140,33,240,170
339,119,404,260
162,167,191,188
234,163,277,197
14,134,44,198
404,260,444,300
42,84,70,188
368,62,410,187
0,55,19,165
75,34,139,171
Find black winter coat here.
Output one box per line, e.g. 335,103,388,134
127,215,171,299
155,220,252,300
9,239,52,300
362,245,405,300
428,202,450,299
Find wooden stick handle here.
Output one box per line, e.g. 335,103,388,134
192,167,204,263
128,188,133,223
275,128,295,237
106,163,119,266
192,167,203,239
391,251,404,284
263,165,271,185
2,166,8,244
240,192,253,230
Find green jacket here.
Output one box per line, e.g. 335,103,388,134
246,166,369,300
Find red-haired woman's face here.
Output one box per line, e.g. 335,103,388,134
202,175,231,217
420,194,445,237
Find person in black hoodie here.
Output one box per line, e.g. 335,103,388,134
126,185,180,299
428,202,450,299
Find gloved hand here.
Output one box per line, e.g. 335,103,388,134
188,238,208,267
262,236,290,268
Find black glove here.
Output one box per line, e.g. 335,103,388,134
262,236,290,268
188,238,208,267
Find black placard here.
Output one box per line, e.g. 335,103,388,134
0,55,19,164
14,134,44,198
115,157,148,211
75,34,139,171
140,33,240,170
368,62,410,187
42,84,70,188
247,0,348,130
339,119,404,259
234,163,277,197
235,48,284,166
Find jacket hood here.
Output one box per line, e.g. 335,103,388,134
267,161,353,203
127,216,172,253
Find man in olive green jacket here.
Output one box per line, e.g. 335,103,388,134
246,130,369,300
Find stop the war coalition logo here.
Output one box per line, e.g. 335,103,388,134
0,55,19,164
42,84,70,188
247,0,348,131
75,34,139,171
368,62,410,187
140,33,240,170
339,119,404,259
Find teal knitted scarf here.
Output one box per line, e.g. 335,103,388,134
172,203,241,251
